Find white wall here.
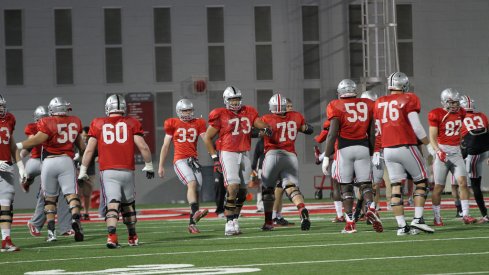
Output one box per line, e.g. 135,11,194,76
1,0,488,208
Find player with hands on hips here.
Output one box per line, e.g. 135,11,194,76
374,72,434,236
16,97,86,243
259,93,313,231
0,94,23,252
323,79,382,234
78,94,153,248
203,86,272,236
428,89,477,226
158,99,209,234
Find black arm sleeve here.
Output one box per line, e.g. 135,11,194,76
252,138,264,170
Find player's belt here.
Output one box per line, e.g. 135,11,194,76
46,154,69,158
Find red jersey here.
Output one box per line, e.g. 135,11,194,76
461,111,488,137
261,111,305,154
0,113,16,162
37,115,82,158
314,120,330,143
164,117,206,163
327,98,373,140
374,93,420,147
208,106,258,152
428,107,465,146
88,116,144,171
24,122,42,159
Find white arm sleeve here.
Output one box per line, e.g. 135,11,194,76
407,111,427,140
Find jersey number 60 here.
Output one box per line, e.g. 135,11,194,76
103,122,128,144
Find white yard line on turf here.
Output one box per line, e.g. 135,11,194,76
2,236,489,265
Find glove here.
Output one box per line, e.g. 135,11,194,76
426,144,436,157
436,149,447,163
16,160,26,180
0,161,14,173
213,156,223,174
372,152,381,167
78,165,89,181
142,162,155,179
73,152,80,162
263,127,273,137
321,156,330,176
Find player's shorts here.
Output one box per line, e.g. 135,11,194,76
433,151,467,185
384,145,428,183
0,171,15,203
100,169,135,204
41,156,77,197
25,157,42,178
174,158,202,188
465,151,489,179
333,145,371,183
220,151,251,187
331,159,338,180
261,149,299,188
372,158,384,184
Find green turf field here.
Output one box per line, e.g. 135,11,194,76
2,208,488,275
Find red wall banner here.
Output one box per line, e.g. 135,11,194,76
125,92,155,163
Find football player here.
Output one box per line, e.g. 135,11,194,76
428,88,476,225
260,93,313,231
322,79,382,233
16,97,85,242
203,86,272,236
0,95,24,252
78,94,154,248
158,99,209,234
23,106,73,238
374,72,434,236
460,95,489,223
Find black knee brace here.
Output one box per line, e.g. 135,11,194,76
284,184,302,201
121,201,137,225
413,179,428,199
235,188,247,208
340,184,354,201
0,205,13,223
262,186,275,202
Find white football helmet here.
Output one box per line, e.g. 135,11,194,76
105,94,126,116
459,95,475,112
440,88,461,113
269,93,288,114
48,97,72,116
33,106,49,121
337,79,357,98
360,90,378,101
387,72,409,92
223,86,242,111
0,94,6,118
176,99,194,121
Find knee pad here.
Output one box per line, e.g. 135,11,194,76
235,188,247,208
413,180,428,199
261,186,275,202
390,193,403,206
64,194,81,213
284,184,302,201
0,205,13,223
121,201,137,225
105,208,120,221
340,184,354,201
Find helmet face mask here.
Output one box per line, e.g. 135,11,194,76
176,99,194,121
387,72,409,92
223,86,242,111
105,94,126,116
440,88,461,113
0,95,7,118
337,79,357,98
459,95,475,112
269,93,287,115
48,97,72,116
33,106,49,121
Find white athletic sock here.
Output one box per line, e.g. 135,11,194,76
395,215,406,227
272,211,278,219
461,200,470,216
368,201,376,210
334,201,343,217
1,229,10,240
414,207,424,219
432,205,441,222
